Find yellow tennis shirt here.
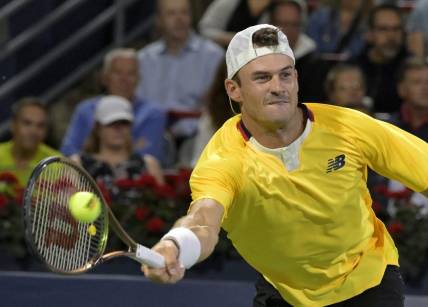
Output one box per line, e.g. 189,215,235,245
190,103,428,306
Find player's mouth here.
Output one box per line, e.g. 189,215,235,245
266,100,288,105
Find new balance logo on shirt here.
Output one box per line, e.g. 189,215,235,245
326,154,346,173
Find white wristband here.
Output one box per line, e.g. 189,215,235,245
161,227,201,269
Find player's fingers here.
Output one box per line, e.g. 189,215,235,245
141,239,181,283
142,264,170,283
165,262,185,283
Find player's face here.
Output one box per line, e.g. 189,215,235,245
104,57,139,101
158,0,191,43
227,54,299,130
399,67,428,108
12,105,47,152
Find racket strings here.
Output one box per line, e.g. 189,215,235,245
29,161,106,273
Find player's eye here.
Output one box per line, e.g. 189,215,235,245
254,74,270,82
280,71,292,79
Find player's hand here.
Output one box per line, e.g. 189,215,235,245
142,239,185,284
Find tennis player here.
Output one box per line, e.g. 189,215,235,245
143,24,428,306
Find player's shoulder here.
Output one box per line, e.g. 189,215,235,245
198,115,245,166
211,115,245,149
305,103,375,129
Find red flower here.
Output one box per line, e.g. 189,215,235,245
0,195,8,209
136,174,157,188
387,222,404,235
155,184,176,198
14,188,24,206
134,207,150,221
178,168,192,182
0,172,19,184
372,201,383,213
374,184,412,200
146,217,166,233
114,178,136,189
97,181,112,206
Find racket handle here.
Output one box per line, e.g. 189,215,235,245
135,244,165,268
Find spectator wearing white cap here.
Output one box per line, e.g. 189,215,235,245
142,24,428,307
74,95,164,190
61,48,167,163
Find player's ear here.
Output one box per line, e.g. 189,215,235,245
225,79,242,103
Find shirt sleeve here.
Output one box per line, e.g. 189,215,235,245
189,152,241,218
354,115,428,192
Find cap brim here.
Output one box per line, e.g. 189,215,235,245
98,113,133,125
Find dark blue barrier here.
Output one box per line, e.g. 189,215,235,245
0,271,255,307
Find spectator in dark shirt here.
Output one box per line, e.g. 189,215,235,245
351,4,409,113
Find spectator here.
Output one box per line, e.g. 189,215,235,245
392,57,428,148
179,60,235,167
406,0,428,58
269,0,330,101
324,63,372,113
377,56,428,286
137,0,224,140
75,96,164,200
60,48,167,163
198,0,272,47
306,0,370,60
351,4,409,113
0,98,60,187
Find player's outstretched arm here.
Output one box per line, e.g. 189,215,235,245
142,198,224,284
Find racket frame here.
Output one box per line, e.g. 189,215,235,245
24,156,164,274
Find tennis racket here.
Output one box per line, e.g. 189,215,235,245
23,156,165,274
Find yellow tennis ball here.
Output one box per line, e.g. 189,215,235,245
69,191,101,223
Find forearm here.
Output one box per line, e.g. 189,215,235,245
143,199,224,283
173,210,221,261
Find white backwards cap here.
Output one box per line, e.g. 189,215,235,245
225,24,295,79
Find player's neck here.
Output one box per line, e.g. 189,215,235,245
243,108,306,149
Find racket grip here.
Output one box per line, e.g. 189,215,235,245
135,244,165,268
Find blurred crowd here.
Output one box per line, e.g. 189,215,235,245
1,0,428,286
